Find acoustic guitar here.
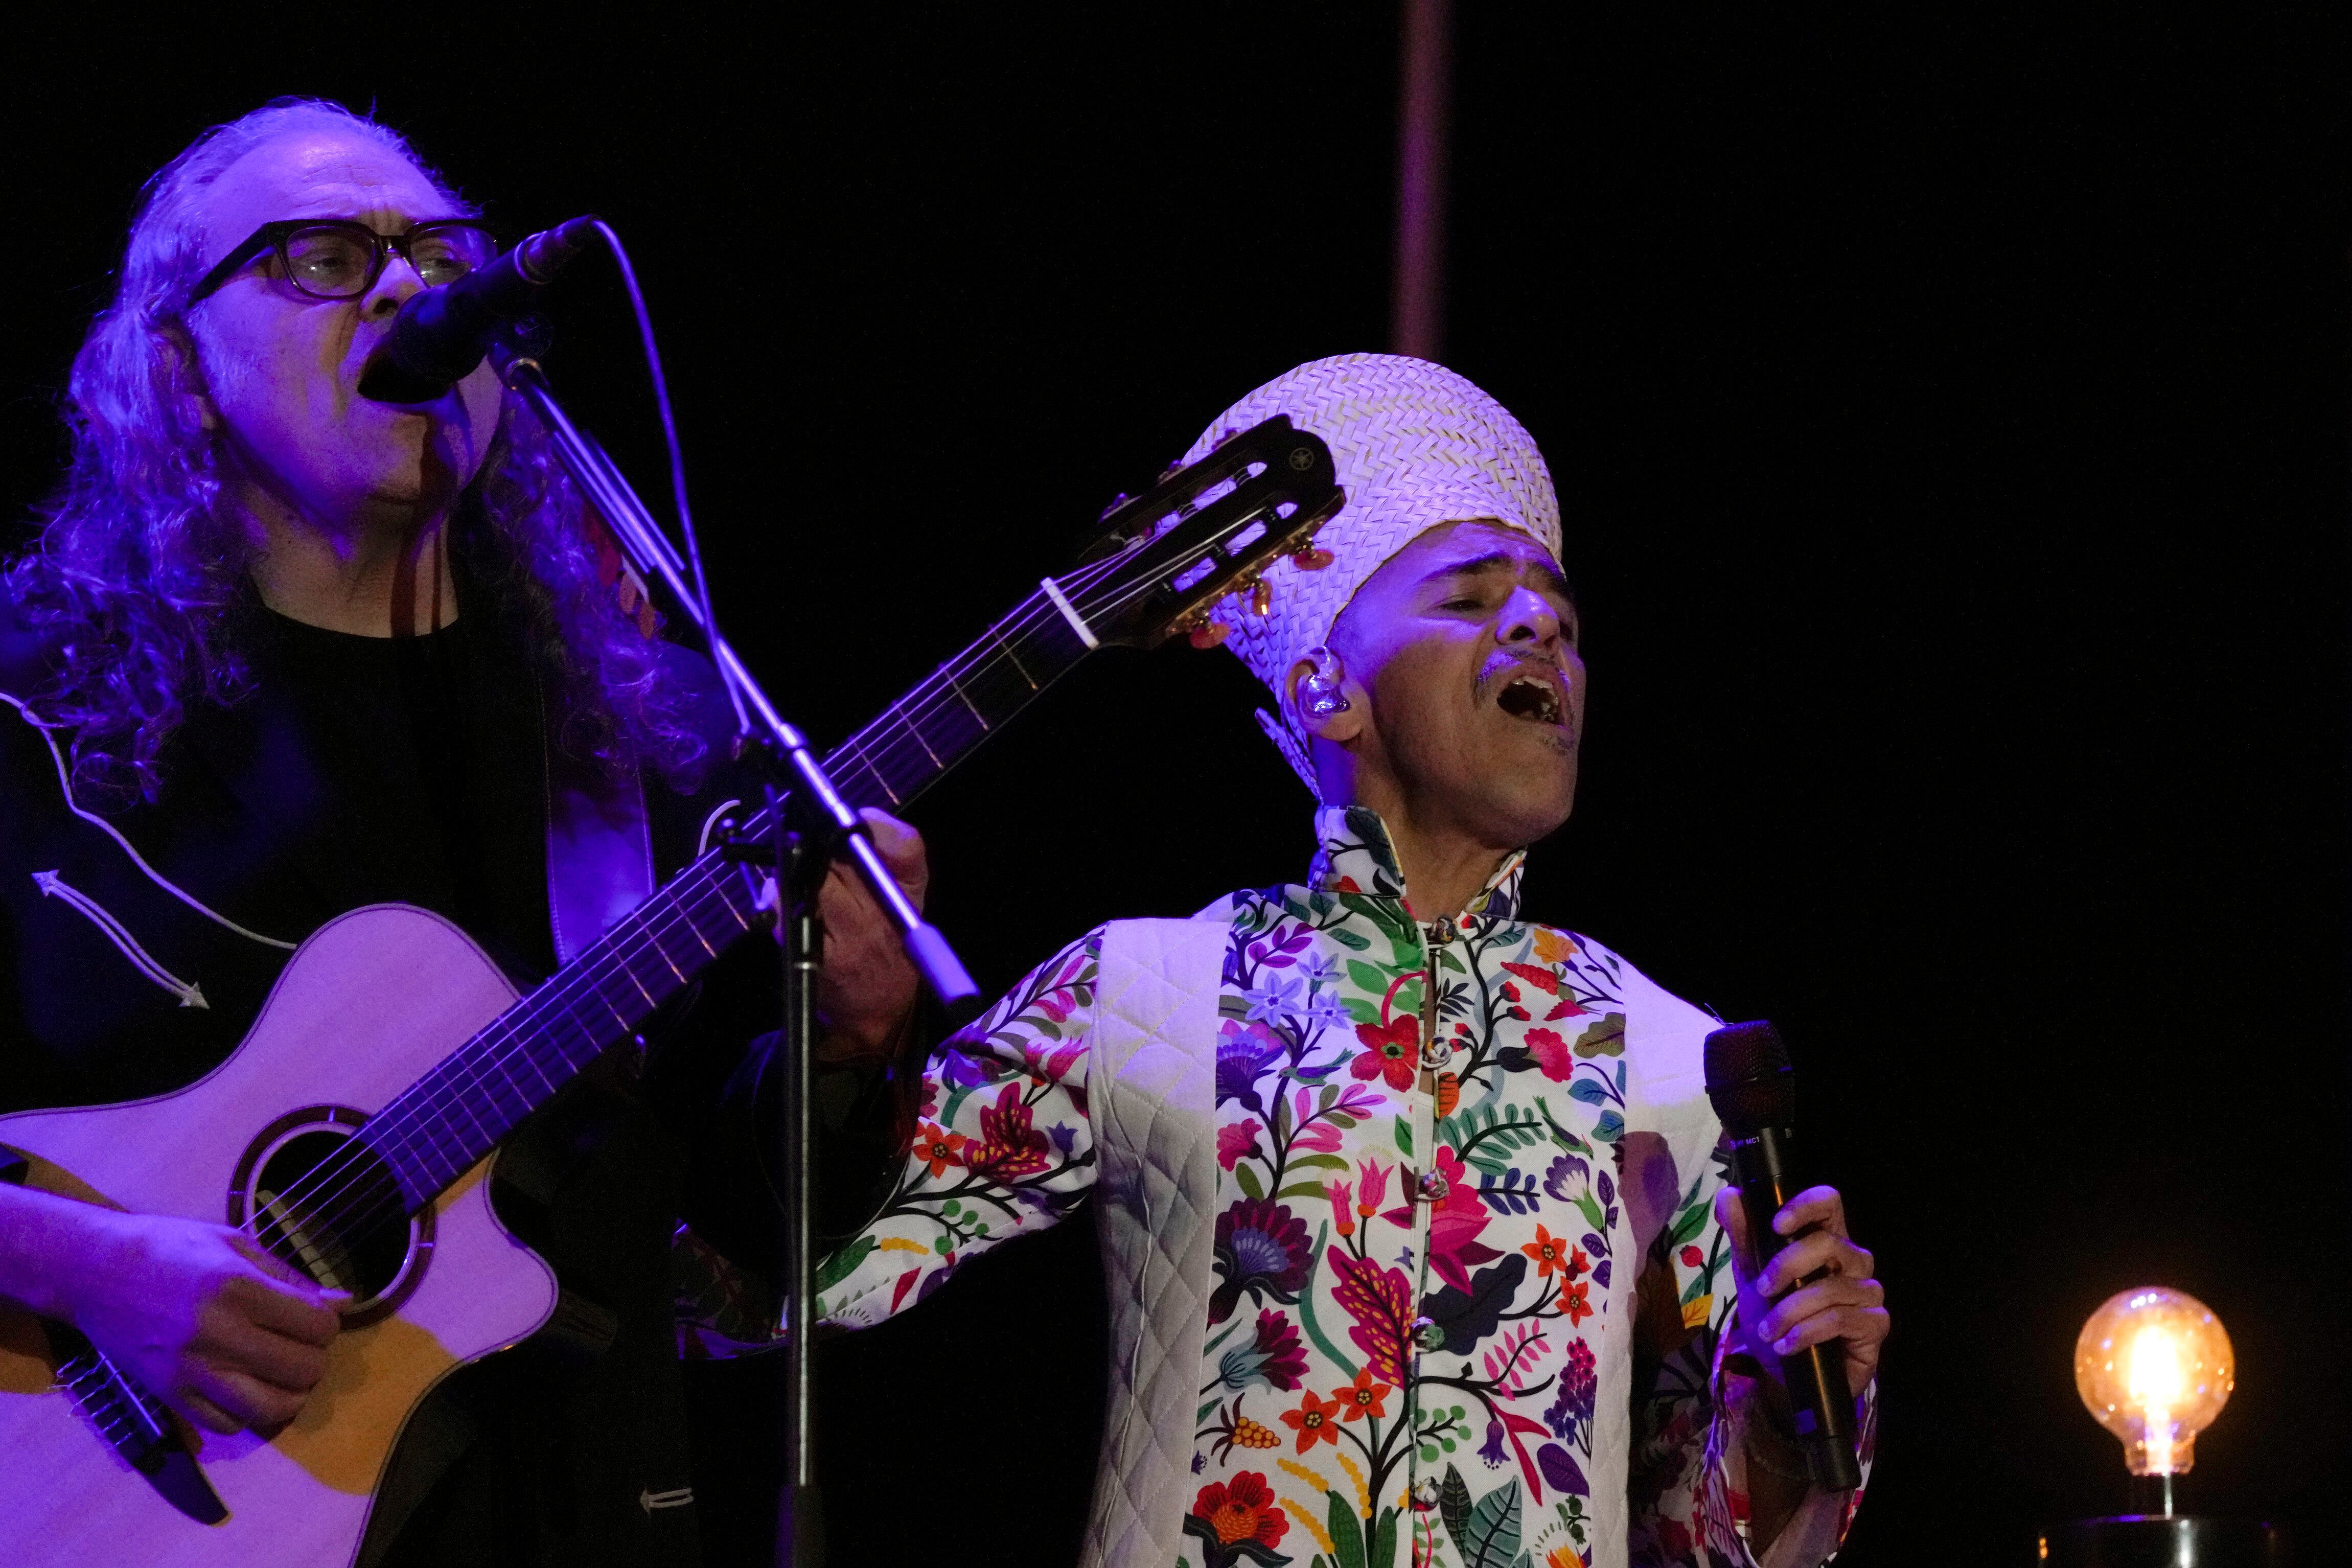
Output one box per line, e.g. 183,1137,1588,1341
0,417,1342,1566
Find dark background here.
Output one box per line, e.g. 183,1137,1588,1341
5,8,2348,1564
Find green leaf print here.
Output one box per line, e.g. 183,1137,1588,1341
1234,1163,1265,1200
1327,1493,1367,1568
1346,958,1391,997
1571,1016,1624,1057
814,1235,875,1293
1452,1478,1524,1568
1437,1465,1473,1554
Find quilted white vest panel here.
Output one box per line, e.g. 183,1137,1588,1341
1081,917,1227,1568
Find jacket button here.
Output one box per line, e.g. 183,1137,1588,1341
1411,1316,1445,1351
1416,1170,1449,1202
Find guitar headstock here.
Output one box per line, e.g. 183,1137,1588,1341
1064,416,1345,650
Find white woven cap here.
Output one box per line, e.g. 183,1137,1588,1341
1182,353,1562,792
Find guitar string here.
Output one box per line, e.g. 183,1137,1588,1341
251,553,1141,1244
256,527,1260,1254
250,503,1301,1261
262,520,1276,1249
820,480,1299,789
249,544,1157,1232
256,861,753,1250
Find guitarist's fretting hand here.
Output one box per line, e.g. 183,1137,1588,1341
812,809,931,1067
0,1185,345,1435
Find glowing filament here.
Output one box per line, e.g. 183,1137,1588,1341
2127,1327,2184,1473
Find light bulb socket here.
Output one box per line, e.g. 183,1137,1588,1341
2038,1516,2289,1568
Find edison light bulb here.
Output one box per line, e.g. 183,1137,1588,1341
2073,1286,2234,1475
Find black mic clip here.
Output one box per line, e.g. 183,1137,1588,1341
360,216,598,403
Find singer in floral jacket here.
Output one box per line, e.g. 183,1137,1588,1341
815,357,1888,1568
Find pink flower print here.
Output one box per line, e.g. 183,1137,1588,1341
1422,1146,1503,1295
1218,1121,1264,1172
1326,1180,1356,1237
1290,1118,1343,1155
1326,1248,1414,1387
1525,1027,1576,1083
1355,1158,1391,1214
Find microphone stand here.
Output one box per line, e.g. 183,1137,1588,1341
494,348,981,1565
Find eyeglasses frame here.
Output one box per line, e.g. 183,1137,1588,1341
188,218,502,305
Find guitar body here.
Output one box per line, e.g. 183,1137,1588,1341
0,906,560,1568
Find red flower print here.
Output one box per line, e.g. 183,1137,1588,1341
1337,1367,1390,1422
1521,1224,1573,1277
1562,1277,1594,1326
1218,1121,1263,1171
1279,1388,1345,1451
1680,1243,1704,1268
964,1083,1051,1181
1351,1016,1421,1091
1191,1472,1290,1549
912,1121,965,1179
1503,960,1588,1020
1525,1027,1576,1083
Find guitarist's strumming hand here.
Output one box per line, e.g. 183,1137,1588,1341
811,808,930,1068
0,1185,345,1435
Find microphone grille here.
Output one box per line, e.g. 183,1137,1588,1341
1703,1019,1796,1137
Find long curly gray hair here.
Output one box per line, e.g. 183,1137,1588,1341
4,97,706,804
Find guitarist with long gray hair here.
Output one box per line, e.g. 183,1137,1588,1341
0,99,925,1566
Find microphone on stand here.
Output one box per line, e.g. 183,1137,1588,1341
1703,1019,1865,1491
382,215,601,388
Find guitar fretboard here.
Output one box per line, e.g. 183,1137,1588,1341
357,585,1100,1205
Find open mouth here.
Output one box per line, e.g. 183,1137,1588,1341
1494,670,1565,727
356,342,454,406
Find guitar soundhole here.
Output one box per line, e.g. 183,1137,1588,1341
228,1108,434,1329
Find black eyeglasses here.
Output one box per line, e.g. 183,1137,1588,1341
189,219,501,304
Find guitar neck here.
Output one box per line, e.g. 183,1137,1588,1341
358,583,1101,1207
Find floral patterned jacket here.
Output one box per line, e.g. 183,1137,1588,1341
818,808,1873,1568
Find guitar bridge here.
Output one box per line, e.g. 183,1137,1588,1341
49,1322,226,1524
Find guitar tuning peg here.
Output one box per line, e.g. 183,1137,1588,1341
1292,546,1335,571
1250,579,1273,617
1189,620,1231,649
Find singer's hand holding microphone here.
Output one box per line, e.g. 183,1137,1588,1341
1704,1019,1888,1492
1717,1184,1887,1412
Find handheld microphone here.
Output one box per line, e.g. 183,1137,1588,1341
1702,1019,1864,1491
385,215,601,386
